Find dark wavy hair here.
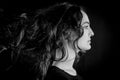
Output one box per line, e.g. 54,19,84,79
4,2,85,80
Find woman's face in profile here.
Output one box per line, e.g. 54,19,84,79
77,10,94,51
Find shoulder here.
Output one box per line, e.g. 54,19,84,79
44,66,67,80
44,66,83,80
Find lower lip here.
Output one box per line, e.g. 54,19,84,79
88,40,91,43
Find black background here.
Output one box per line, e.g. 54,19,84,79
0,0,119,80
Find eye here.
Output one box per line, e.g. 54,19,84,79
85,25,89,28
82,25,89,29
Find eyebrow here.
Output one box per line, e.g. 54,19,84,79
81,21,90,25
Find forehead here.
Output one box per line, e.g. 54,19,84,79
81,10,90,25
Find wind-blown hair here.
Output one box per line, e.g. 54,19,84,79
6,2,84,80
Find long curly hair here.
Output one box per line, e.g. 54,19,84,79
5,2,85,80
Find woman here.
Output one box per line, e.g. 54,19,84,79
1,2,94,80
43,3,94,80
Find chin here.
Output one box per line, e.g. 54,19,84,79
86,45,91,50
85,45,91,50
79,45,91,53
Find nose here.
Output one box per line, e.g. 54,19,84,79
89,28,94,37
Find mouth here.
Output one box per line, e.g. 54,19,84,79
88,40,91,43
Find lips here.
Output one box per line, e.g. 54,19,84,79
88,40,91,43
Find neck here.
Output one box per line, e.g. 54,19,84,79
53,57,77,76
54,56,75,68
52,46,77,76
53,41,77,76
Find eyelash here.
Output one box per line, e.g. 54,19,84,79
83,25,89,29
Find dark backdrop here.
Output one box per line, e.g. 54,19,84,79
0,0,119,80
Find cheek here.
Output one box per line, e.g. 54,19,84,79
78,37,86,47
77,31,91,50
78,30,87,45
77,38,91,50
